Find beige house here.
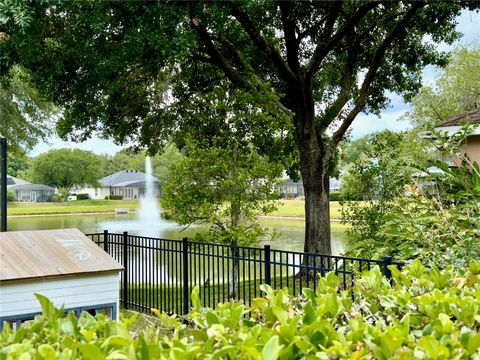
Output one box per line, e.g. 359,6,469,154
435,108,480,165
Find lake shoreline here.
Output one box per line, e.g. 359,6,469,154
8,211,341,222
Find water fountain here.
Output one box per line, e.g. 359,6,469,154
100,156,176,237
137,156,161,225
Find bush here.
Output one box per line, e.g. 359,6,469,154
76,193,90,200
2,261,479,359
6,189,16,202
51,194,63,202
106,195,123,200
329,192,362,202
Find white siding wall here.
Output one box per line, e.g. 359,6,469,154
0,273,120,318
73,187,110,200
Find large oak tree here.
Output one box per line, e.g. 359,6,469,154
2,1,478,255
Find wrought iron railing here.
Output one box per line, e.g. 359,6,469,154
87,231,403,315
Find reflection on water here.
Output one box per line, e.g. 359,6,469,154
7,213,348,254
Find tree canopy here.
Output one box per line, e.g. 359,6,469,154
3,1,478,255
0,67,55,153
28,149,101,198
161,88,285,247
407,45,480,129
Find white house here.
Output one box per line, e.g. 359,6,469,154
7,175,55,202
77,170,160,200
0,228,123,330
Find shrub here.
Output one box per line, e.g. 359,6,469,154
6,189,16,202
76,193,90,200
106,195,123,200
1,261,479,359
51,194,63,202
329,192,362,202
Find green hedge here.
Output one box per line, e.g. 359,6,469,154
105,195,123,200
1,261,479,359
329,192,363,201
76,193,90,200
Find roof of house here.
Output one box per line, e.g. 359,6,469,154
10,183,55,191
0,229,123,283
6,175,55,191
99,170,159,187
437,108,480,128
6,175,29,187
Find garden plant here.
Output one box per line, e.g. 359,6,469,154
1,261,480,359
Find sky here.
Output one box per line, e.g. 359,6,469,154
30,9,480,156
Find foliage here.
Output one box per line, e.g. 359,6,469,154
100,145,182,182
406,45,480,129
2,262,480,359
6,188,16,202
75,193,90,200
162,88,286,247
3,1,475,254
348,125,480,266
328,192,362,202
0,66,55,152
28,149,102,199
51,194,63,203
6,150,29,178
162,145,282,248
341,131,414,250
106,195,123,201
378,130,480,267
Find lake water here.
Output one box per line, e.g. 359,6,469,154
7,213,348,254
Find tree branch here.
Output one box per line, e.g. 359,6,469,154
187,3,293,117
317,32,360,133
188,5,252,90
277,1,300,73
212,35,248,71
228,3,299,84
329,2,425,151
305,2,377,80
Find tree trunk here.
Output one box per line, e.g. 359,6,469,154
302,168,331,255
287,84,333,259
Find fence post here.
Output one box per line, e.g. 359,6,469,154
182,237,189,315
264,245,271,286
103,230,109,253
383,256,392,280
0,137,6,232
123,231,128,309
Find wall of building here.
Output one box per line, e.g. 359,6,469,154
14,189,55,202
0,273,120,318
463,134,480,165
74,187,110,200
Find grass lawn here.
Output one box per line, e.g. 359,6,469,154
7,199,141,216
271,199,344,219
7,198,352,219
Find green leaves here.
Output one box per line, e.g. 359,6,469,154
261,336,282,360
3,263,480,359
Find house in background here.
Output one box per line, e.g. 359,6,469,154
277,177,341,198
435,108,480,165
7,175,55,202
78,170,160,200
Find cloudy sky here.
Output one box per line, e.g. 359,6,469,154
30,9,480,156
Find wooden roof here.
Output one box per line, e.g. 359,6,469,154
0,229,123,283
437,108,480,127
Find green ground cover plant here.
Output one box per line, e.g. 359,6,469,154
1,261,479,359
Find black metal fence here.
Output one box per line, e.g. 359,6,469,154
0,137,6,232
87,231,403,315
